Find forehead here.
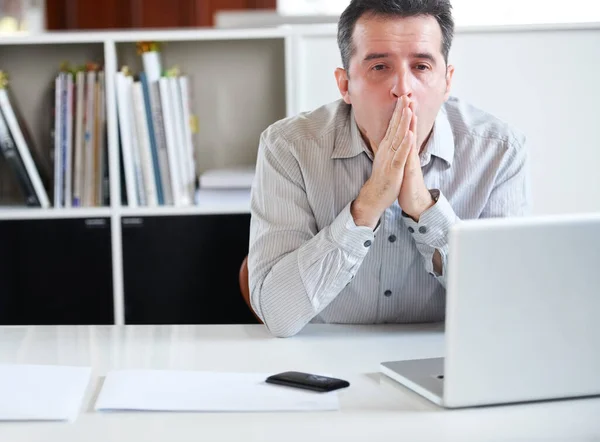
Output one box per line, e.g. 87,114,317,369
351,14,443,57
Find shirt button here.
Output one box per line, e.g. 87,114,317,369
408,227,415,233
384,290,392,297
364,240,372,247
388,234,397,243
419,226,427,234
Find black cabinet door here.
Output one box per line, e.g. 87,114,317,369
0,217,114,325
121,214,257,324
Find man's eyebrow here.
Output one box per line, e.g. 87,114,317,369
363,52,390,62
362,51,438,65
410,52,437,64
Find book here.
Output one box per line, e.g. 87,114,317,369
95,71,106,206
139,72,164,205
132,81,158,206
83,69,96,207
168,76,192,206
178,76,197,201
0,72,50,208
149,79,173,205
63,72,74,208
72,70,85,207
53,72,64,207
115,71,139,207
158,76,183,206
0,105,40,206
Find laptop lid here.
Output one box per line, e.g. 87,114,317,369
443,213,600,407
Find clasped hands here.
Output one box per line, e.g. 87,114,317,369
351,95,435,229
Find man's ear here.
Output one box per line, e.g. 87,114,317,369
443,64,455,101
335,68,351,104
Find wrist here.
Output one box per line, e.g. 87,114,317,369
404,189,438,222
351,194,381,229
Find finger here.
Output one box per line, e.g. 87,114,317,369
390,102,412,152
410,111,418,155
392,129,414,169
409,103,417,136
382,97,403,143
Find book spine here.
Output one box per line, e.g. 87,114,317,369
149,80,173,205
139,72,164,205
64,72,74,208
72,71,85,207
132,81,157,206
178,76,197,200
168,77,191,206
158,77,183,206
83,70,97,206
115,72,138,207
53,73,63,207
126,76,146,206
60,72,69,207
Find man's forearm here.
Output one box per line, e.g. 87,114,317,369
250,203,374,337
251,244,350,338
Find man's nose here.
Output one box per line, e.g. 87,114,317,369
390,70,412,99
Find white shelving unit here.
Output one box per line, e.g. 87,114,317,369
0,26,303,325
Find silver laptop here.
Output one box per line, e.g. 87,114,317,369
380,213,600,408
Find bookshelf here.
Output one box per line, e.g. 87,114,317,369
0,26,295,326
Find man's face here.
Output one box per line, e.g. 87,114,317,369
336,14,454,151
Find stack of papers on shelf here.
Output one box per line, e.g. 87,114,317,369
198,166,255,189
95,369,340,412
194,188,251,211
0,364,91,421
195,166,255,209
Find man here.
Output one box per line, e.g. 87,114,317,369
248,0,529,337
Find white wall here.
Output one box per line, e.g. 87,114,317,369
289,23,600,216
278,0,600,25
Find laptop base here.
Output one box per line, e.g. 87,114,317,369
380,357,445,406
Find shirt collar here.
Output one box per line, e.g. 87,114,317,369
331,105,372,160
420,105,454,167
332,103,455,166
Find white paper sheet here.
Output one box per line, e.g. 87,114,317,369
95,370,340,412
0,364,92,421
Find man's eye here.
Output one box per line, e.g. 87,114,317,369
371,64,386,71
416,64,430,71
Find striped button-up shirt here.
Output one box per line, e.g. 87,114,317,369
249,97,530,337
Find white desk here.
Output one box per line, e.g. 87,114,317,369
0,324,598,441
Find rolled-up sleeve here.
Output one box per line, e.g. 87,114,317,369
248,128,374,337
401,192,458,287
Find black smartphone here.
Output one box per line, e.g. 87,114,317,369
265,371,350,392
